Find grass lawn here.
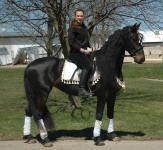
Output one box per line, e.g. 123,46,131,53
0,63,163,140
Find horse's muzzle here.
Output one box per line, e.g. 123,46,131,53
133,50,145,64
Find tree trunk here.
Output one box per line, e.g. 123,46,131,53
47,17,54,56
59,33,70,58
57,15,70,58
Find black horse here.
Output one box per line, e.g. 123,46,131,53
23,23,145,147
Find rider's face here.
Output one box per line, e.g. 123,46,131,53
75,11,84,24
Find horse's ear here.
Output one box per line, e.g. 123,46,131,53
136,23,141,29
131,23,141,32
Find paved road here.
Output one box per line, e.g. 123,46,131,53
0,140,163,150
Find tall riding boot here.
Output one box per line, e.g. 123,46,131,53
78,69,92,96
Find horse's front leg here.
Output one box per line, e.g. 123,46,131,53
106,93,120,141
93,96,105,146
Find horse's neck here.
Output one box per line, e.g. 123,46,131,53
95,30,125,78
95,44,125,79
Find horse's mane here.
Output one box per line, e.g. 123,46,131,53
97,26,131,55
98,29,121,54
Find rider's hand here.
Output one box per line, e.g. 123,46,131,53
80,48,84,53
87,47,95,52
85,50,91,55
80,48,91,55
87,47,92,52
91,47,95,51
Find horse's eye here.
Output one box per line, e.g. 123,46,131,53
130,33,135,39
130,34,137,41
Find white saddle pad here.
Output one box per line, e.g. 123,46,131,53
61,60,100,85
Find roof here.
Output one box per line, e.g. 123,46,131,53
1,31,163,43
140,31,163,43
0,32,42,38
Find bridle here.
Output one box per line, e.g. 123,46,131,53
125,32,144,58
129,46,143,57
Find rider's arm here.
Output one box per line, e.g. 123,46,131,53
68,28,82,52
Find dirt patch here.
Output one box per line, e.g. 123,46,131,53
0,64,27,68
143,78,163,82
0,140,163,150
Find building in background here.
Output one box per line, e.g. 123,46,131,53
123,31,163,63
0,32,60,65
0,30,163,65
141,31,163,62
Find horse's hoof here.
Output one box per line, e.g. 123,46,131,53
41,137,53,147
23,134,37,144
43,142,53,147
107,132,120,142
94,136,105,146
26,139,37,144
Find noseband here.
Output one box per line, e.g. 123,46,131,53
124,47,143,58
130,46,143,57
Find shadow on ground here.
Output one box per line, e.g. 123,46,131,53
36,127,145,142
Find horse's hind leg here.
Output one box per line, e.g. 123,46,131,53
93,96,105,146
31,94,54,147
23,106,36,143
24,75,54,147
106,94,120,141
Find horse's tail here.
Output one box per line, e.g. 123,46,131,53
24,68,55,129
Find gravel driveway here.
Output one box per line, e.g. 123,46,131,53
0,140,163,150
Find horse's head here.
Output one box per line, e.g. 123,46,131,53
124,23,145,64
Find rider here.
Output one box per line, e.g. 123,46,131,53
68,9,94,96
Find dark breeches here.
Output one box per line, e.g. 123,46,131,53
68,53,92,72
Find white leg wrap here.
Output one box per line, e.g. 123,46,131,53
38,119,48,139
107,118,114,133
23,116,31,135
93,120,102,137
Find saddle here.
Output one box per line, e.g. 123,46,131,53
61,60,100,85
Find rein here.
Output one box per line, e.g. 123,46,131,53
123,47,143,58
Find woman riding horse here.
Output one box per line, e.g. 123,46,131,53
68,9,94,96
23,23,145,147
